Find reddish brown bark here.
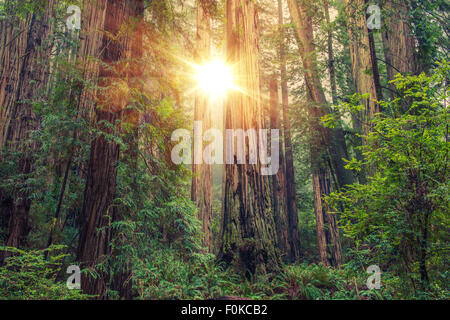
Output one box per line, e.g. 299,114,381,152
287,0,344,266
346,0,381,136
76,0,109,125
278,0,301,263
269,77,290,262
312,169,330,266
324,0,338,105
77,0,144,298
220,0,281,276
0,1,55,261
191,1,213,251
381,0,418,95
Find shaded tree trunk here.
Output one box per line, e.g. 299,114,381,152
345,0,381,137
76,0,110,125
287,0,345,266
77,0,144,298
324,0,338,105
191,0,213,252
278,0,300,263
381,0,418,96
111,0,144,300
323,0,354,190
269,77,290,262
220,0,281,276
312,168,330,266
0,0,55,261
0,3,33,150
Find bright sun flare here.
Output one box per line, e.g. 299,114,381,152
195,60,234,98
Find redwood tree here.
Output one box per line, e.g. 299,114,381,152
346,0,382,137
278,0,300,263
220,0,281,275
76,0,144,298
287,0,346,266
0,0,55,261
191,0,213,251
269,77,290,262
381,0,418,94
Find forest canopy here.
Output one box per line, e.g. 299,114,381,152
0,0,448,300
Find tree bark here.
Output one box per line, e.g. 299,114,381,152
312,168,330,266
76,0,109,125
345,0,381,137
0,3,33,150
381,0,417,96
191,0,213,252
324,0,338,105
269,77,290,262
277,0,300,263
220,0,281,276
77,0,144,298
286,0,345,266
0,0,55,261
323,0,354,190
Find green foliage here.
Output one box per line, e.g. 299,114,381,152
273,263,386,300
131,260,401,300
409,0,449,71
1,0,448,302
323,62,450,298
0,243,402,301
0,246,89,300
133,247,228,299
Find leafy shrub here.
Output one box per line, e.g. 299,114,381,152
0,246,89,300
323,61,450,298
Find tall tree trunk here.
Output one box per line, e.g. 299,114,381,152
323,2,343,266
381,0,417,96
191,0,213,252
323,0,353,190
0,3,32,150
277,0,300,262
77,0,143,298
0,2,30,247
324,0,338,105
345,0,381,137
287,0,345,266
312,168,330,266
111,0,144,300
220,0,281,276
76,0,109,125
0,0,55,261
269,77,290,262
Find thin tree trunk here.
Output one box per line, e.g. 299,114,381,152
191,0,213,251
269,77,290,262
324,201,342,266
367,29,383,103
323,0,354,190
220,0,281,276
278,0,300,263
312,169,330,266
287,0,344,266
324,0,338,105
45,131,76,253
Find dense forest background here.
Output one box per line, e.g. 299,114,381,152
0,0,448,300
